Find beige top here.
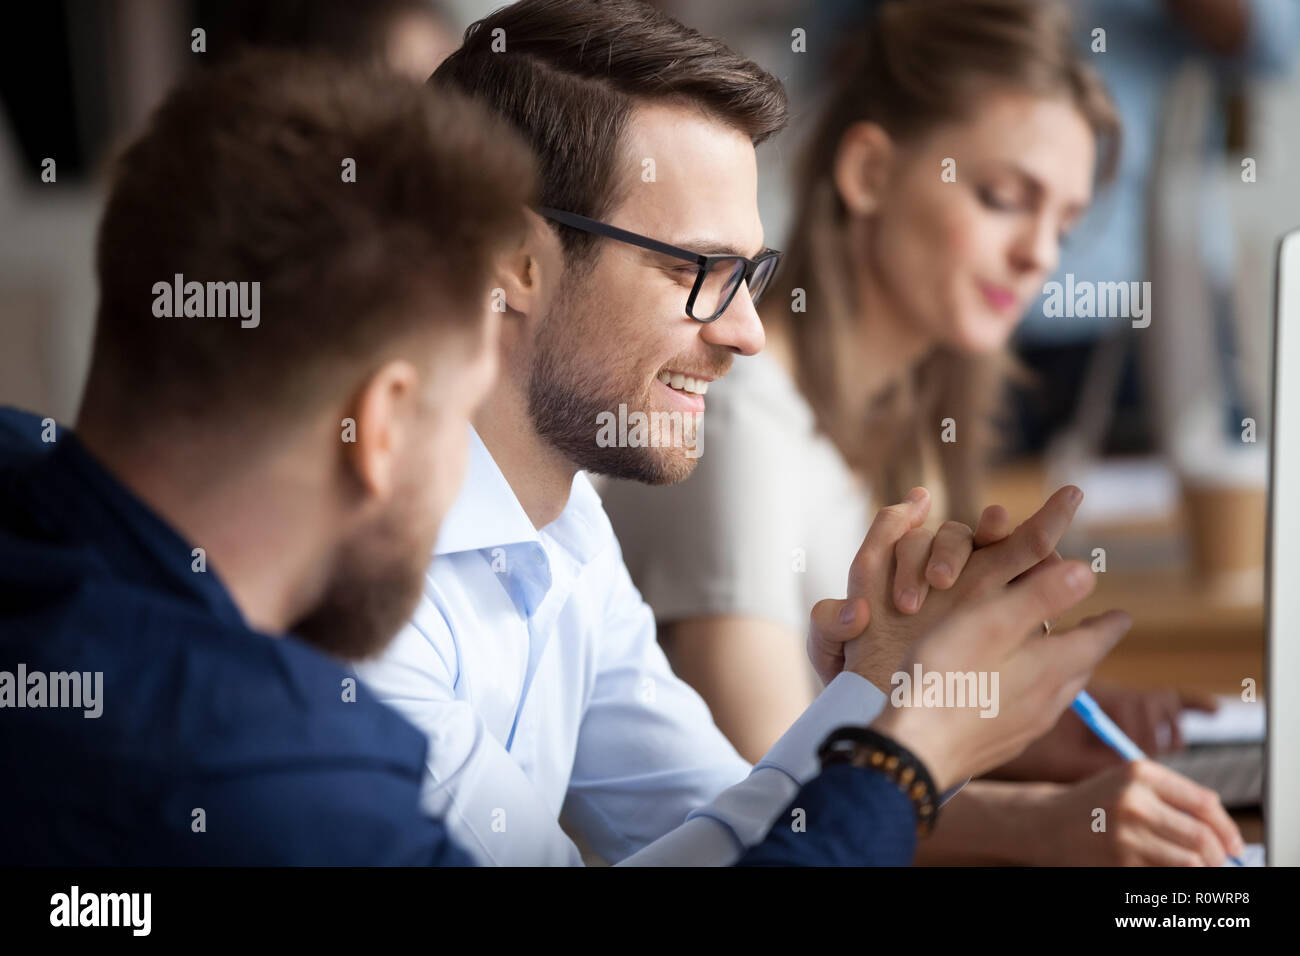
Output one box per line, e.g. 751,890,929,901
600,350,875,639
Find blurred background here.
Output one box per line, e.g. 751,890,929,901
1,0,1296,821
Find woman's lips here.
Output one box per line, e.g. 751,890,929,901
978,281,1019,312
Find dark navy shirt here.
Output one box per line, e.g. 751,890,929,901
737,762,918,866
0,406,918,866
0,407,471,865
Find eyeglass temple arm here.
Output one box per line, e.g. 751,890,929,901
538,207,705,266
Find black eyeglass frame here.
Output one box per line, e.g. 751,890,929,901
538,206,781,322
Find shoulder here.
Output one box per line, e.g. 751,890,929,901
12,573,430,759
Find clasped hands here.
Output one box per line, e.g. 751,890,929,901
804,485,1133,792
801,486,1244,863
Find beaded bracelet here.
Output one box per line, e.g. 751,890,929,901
817,725,941,836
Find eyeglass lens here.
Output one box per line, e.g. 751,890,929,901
692,256,778,320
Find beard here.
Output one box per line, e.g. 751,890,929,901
291,492,430,662
526,294,718,486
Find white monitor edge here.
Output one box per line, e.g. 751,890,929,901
1266,226,1300,866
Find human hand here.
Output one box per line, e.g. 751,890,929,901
867,559,1131,791
843,485,1082,691
1021,761,1244,866
806,491,1021,687
992,683,1221,783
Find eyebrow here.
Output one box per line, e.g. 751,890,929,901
659,237,772,260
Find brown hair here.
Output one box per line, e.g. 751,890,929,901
763,0,1120,525
82,52,536,431
431,0,788,267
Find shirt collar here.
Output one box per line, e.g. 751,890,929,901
434,424,613,564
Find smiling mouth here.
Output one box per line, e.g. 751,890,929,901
656,370,711,395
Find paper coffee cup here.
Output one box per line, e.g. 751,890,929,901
1178,445,1267,603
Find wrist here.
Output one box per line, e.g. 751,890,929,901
868,706,954,794
819,724,942,836
844,645,895,695
922,781,1065,865
1012,781,1070,867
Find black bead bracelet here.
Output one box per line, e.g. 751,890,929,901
817,725,941,836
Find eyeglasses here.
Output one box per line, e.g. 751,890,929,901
539,207,782,322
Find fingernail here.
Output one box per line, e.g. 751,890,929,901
906,487,927,503
930,562,952,582
839,603,856,625
1069,486,1083,507
900,588,918,612
1066,564,1091,591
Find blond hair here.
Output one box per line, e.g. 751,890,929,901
763,0,1119,523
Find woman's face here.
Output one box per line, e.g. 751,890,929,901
847,90,1097,354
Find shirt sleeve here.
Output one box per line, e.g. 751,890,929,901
571,545,890,865
616,671,889,865
353,593,588,866
736,762,919,867
560,548,757,861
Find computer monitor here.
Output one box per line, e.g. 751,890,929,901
1266,227,1300,866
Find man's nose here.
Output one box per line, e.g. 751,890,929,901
699,284,765,356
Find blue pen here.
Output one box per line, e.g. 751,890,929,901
1071,689,1245,866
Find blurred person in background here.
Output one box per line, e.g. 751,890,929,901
603,0,1239,866
207,0,459,80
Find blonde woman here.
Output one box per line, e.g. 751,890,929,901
603,0,1234,865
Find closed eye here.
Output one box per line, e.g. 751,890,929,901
977,184,1025,212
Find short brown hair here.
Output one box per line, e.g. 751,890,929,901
432,0,787,265
83,52,536,431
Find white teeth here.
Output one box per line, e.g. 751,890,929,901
658,371,710,395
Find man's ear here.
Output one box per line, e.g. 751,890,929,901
342,358,422,502
494,209,560,322
833,121,894,217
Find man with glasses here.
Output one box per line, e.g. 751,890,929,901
355,0,1091,865
352,0,803,867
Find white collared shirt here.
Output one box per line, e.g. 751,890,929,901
354,426,887,865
